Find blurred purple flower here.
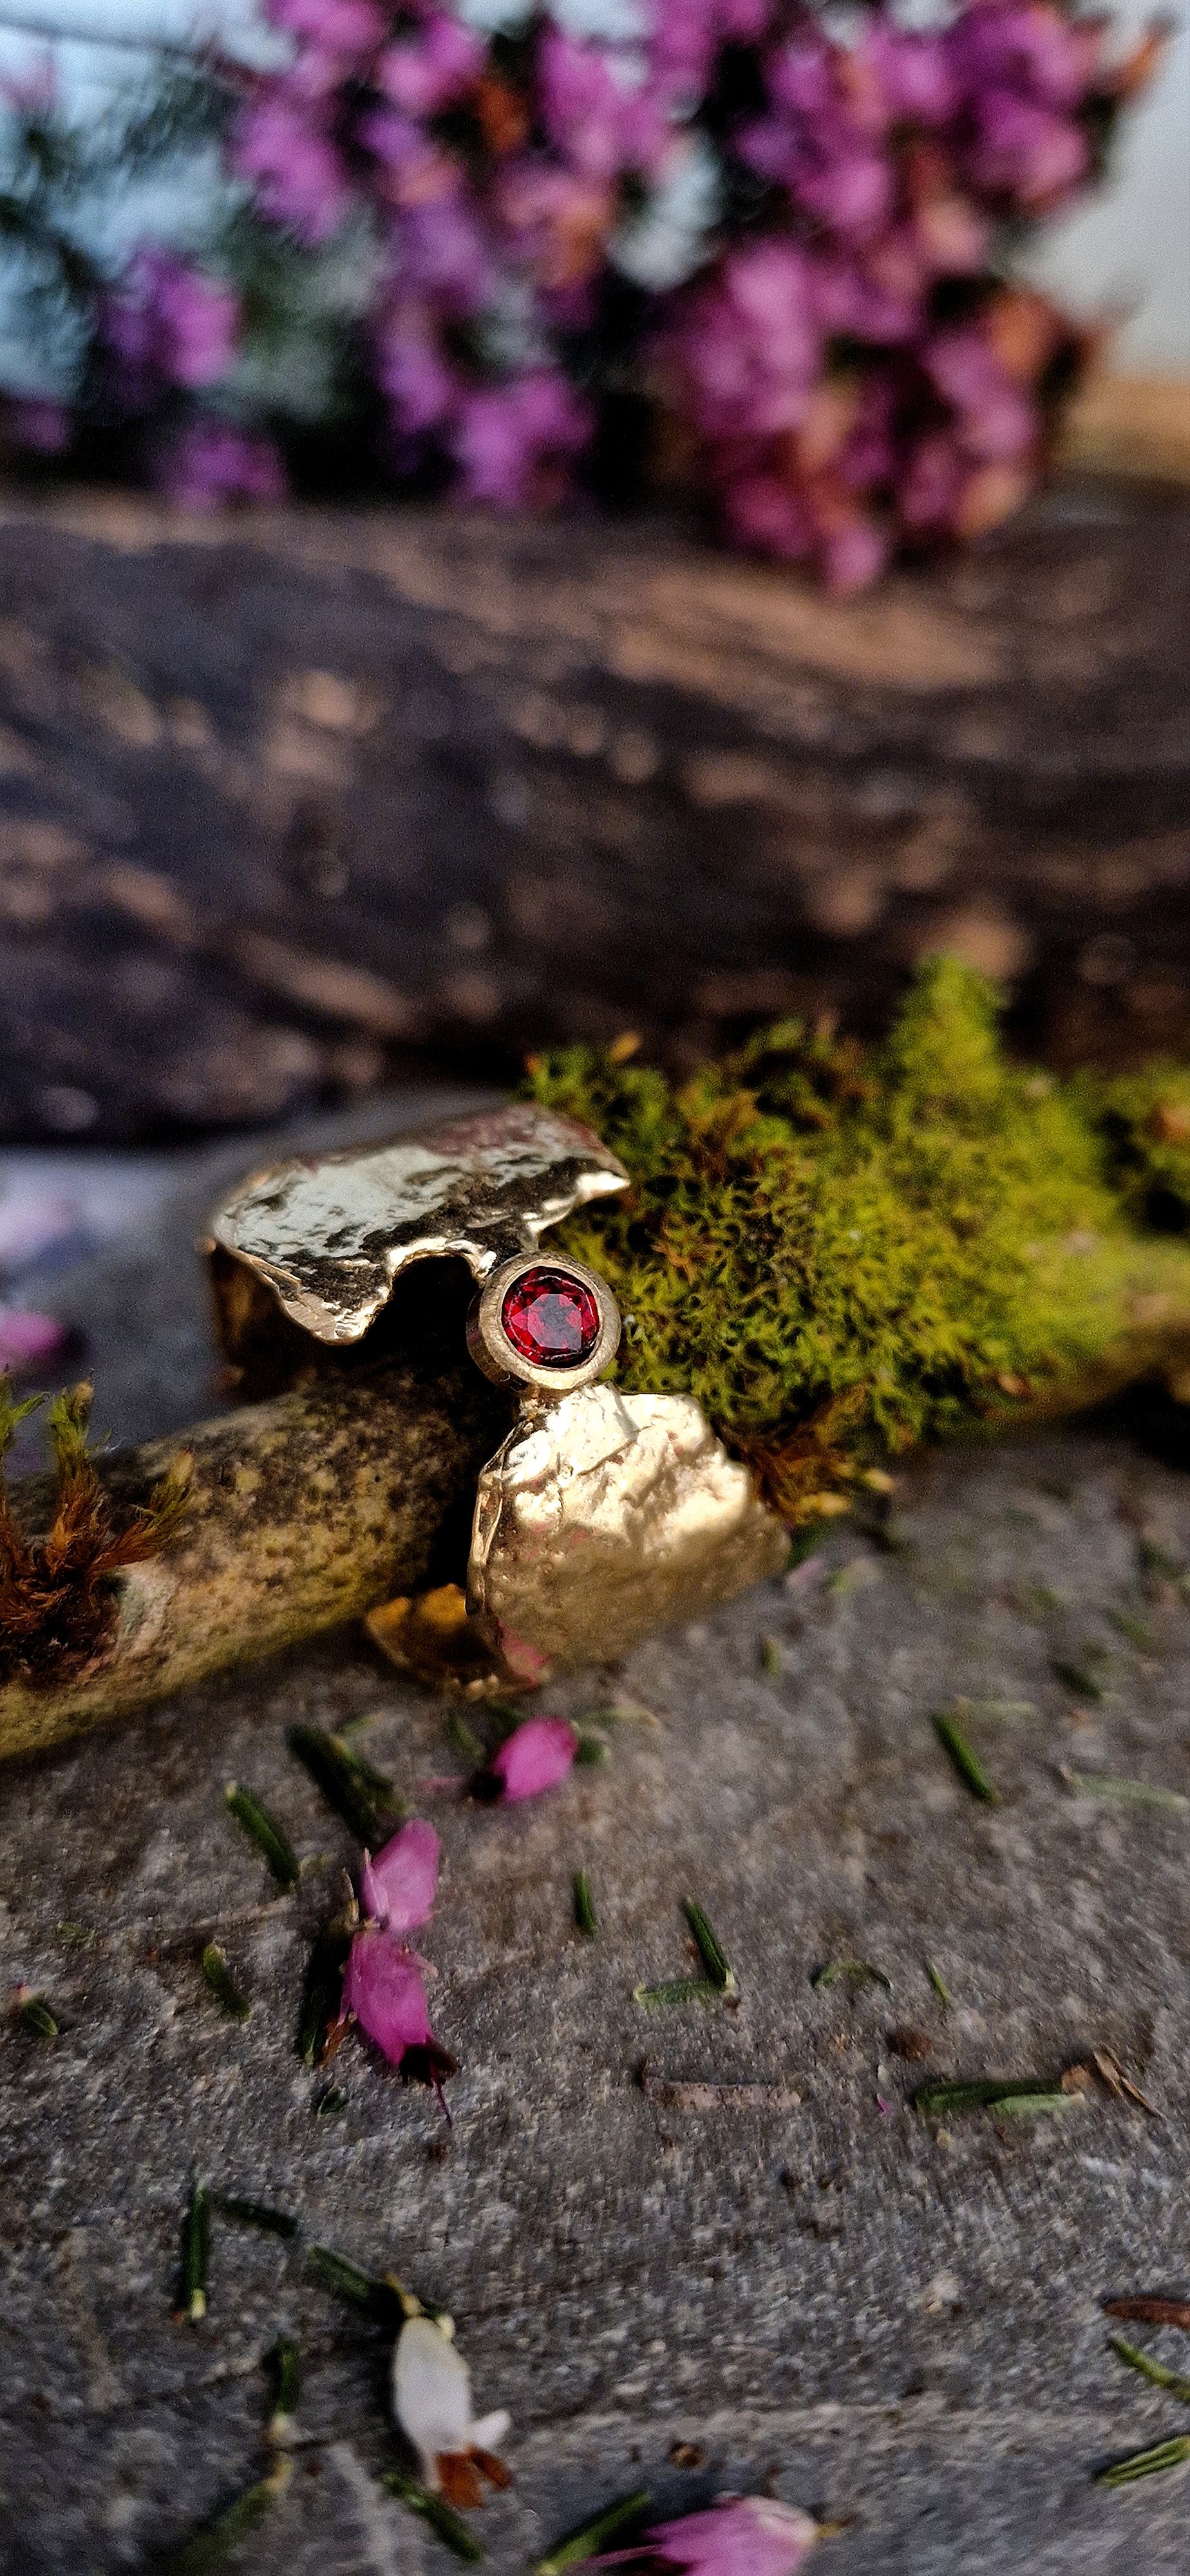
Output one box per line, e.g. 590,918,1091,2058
105,252,240,391
361,1819,440,1932
452,373,590,509
378,15,484,118
267,0,385,48
232,98,354,241
375,302,458,433
397,191,493,315
484,1714,579,1799
967,89,1088,205
675,241,820,440
0,1309,70,1373
156,420,288,512
924,326,1037,460
540,32,667,182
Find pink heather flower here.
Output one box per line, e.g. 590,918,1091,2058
676,242,820,442
452,372,590,510
809,247,919,347
589,2494,818,2573
539,32,667,183
343,1927,455,2100
741,35,892,245
375,307,458,433
398,193,493,315
923,328,1037,461
107,253,239,391
378,16,484,118
967,91,1088,207
232,98,354,243
155,421,287,512
0,1309,70,1372
861,23,955,127
361,1819,440,1933
486,1716,578,1800
950,0,1093,114
267,0,385,51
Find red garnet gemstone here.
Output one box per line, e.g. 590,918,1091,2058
501,1267,601,1370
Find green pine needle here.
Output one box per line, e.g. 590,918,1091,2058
683,1899,738,1994
1109,2335,1190,2405
156,2458,292,2572
288,1725,404,1847
933,1711,999,1804
573,1871,598,1937
634,1978,719,2009
200,1943,250,2023
382,2469,486,2561
1096,2436,1190,2488
178,2177,209,2325
223,1784,299,1890
535,2488,652,2572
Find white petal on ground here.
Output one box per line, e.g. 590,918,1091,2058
392,2316,511,2487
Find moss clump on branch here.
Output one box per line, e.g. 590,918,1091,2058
524,959,1190,1520
0,1382,188,1690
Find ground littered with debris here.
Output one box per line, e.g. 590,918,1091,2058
3,1094,1190,2573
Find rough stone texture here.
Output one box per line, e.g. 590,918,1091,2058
5,1104,1190,2568
0,474,1189,1144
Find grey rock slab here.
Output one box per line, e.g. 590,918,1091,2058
3,1115,1190,2567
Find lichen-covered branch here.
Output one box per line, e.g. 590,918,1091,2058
0,1356,507,1761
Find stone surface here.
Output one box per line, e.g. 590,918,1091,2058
0,476,1189,1143
4,1100,1190,2568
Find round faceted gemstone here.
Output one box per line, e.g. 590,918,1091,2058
501,1265,601,1370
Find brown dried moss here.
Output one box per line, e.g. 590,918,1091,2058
0,1381,189,1688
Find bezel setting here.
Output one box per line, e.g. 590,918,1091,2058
467,1253,621,1392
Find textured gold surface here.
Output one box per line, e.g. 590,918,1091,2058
468,1383,789,1677
209,1106,630,1346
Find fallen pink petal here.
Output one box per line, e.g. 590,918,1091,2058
486,1717,579,1802
343,1928,455,2097
589,2495,818,2573
361,1818,440,1932
0,1309,71,1373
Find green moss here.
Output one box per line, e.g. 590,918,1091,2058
1076,1063,1190,1232
524,959,1190,1517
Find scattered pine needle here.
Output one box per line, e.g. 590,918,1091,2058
683,1899,738,1995
156,2458,291,2572
200,1943,250,2023
176,2177,209,2326
223,1784,300,1891
813,1958,892,1993
1109,2336,1190,2405
1095,2436,1190,2488
382,2468,486,2562
933,1711,999,1803
535,2488,651,2573
573,1871,598,1938
1060,1768,1189,1814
